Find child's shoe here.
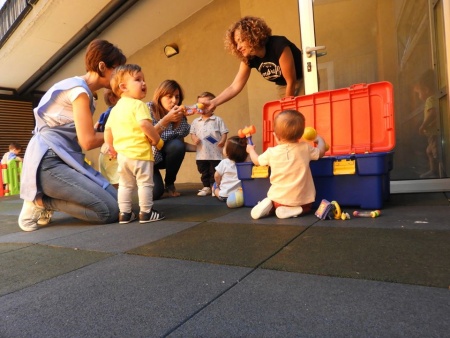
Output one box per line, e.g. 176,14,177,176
119,212,136,224
251,198,274,219
139,209,165,223
276,206,303,219
197,187,211,196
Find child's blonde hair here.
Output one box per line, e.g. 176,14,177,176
197,91,216,100
110,64,142,97
274,110,305,142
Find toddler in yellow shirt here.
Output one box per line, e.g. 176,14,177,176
105,64,165,224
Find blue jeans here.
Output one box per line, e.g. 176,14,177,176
153,138,186,200
38,150,119,223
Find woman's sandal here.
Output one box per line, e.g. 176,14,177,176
165,184,181,197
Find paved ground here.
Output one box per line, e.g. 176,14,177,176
1,184,449,337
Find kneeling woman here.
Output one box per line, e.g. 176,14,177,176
19,39,126,231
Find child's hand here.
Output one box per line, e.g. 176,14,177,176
191,135,201,145
315,135,327,158
246,144,255,154
107,145,117,159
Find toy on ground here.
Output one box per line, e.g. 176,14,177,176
315,199,352,220
340,212,351,220
238,125,256,145
353,210,381,218
226,188,244,208
181,103,205,116
316,199,340,219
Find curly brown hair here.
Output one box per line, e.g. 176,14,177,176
224,16,272,63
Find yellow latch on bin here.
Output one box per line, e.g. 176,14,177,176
251,165,270,178
333,159,356,175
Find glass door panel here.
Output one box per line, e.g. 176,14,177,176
298,0,449,192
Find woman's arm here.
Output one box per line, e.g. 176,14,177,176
103,126,117,159
207,62,252,111
279,46,297,97
73,93,104,150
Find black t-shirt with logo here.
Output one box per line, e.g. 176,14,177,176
248,35,303,86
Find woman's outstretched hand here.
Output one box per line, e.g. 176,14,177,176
201,99,216,115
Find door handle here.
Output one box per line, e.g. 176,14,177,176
305,46,326,58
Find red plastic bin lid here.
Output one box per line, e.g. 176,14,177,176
262,82,395,155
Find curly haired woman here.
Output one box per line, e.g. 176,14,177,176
205,16,303,112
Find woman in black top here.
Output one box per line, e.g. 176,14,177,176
206,16,303,111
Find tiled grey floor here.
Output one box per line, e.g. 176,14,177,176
1,189,449,337
170,269,450,337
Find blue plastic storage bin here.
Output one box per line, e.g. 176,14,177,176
236,152,394,209
310,152,394,209
236,162,271,207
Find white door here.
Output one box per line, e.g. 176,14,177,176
297,0,450,193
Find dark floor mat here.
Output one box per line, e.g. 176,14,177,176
157,205,233,222
0,216,22,236
0,244,112,296
128,222,305,267
262,227,450,288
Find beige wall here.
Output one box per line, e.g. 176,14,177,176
88,0,301,184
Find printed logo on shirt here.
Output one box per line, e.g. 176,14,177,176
258,62,281,81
